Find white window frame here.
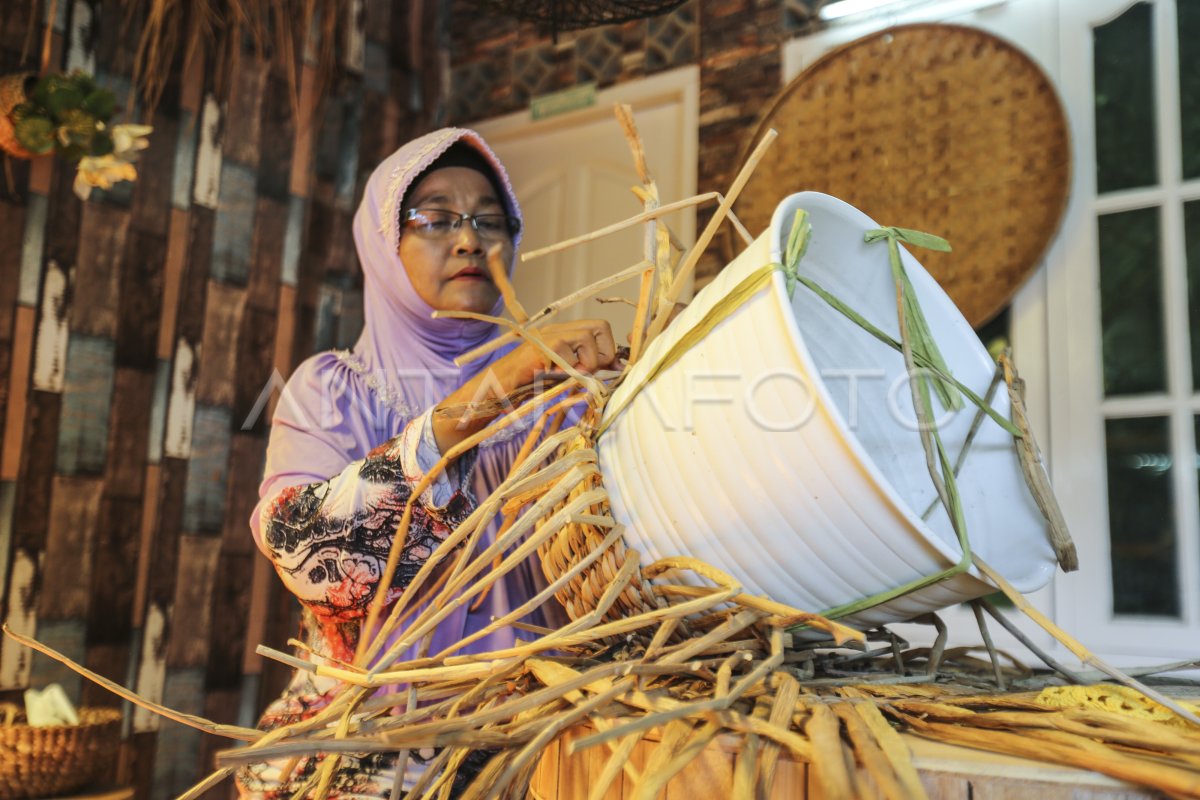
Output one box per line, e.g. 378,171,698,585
1053,0,1200,657
782,0,1200,665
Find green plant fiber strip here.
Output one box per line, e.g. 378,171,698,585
798,229,979,628
596,263,779,438
601,210,814,438
795,274,1021,439
781,209,811,297
866,228,961,411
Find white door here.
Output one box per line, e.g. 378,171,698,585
474,67,698,342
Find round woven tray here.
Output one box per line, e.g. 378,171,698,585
726,24,1071,328
0,707,122,799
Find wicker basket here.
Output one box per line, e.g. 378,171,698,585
536,422,663,633
0,73,38,160
540,192,1057,639
0,706,122,799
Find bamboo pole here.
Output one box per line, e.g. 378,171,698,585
722,200,755,247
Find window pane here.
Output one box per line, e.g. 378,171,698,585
1098,207,1166,395
1187,201,1200,391
1180,0,1200,179
1106,416,1179,617
1095,2,1157,192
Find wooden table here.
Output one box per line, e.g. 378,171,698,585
55,788,134,800
530,725,1162,799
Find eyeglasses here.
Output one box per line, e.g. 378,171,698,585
402,208,522,240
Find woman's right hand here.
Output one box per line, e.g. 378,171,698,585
431,319,618,453
493,319,618,389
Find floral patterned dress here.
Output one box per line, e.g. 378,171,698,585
236,409,485,798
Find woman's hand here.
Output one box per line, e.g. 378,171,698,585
432,319,617,453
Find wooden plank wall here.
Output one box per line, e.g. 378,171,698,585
0,1,438,796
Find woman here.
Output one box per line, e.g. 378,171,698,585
237,128,617,797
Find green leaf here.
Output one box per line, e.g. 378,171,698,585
869,229,961,411
70,71,98,96
935,434,969,549
786,209,811,264
8,102,34,122
892,227,952,252
29,75,54,108
81,89,116,120
59,108,98,151
44,83,85,119
795,273,1022,438
91,131,114,156
782,209,811,297
865,226,952,253
13,116,55,154
902,271,962,411
863,227,893,245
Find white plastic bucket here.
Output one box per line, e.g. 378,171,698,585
596,192,1055,632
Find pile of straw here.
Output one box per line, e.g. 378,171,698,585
6,107,1200,799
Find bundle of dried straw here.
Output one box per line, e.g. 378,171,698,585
6,106,1200,800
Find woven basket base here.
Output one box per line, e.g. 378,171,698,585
0,707,123,800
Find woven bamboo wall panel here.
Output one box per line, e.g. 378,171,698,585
0,2,444,795
730,24,1071,327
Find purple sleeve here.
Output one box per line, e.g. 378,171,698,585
255,411,478,658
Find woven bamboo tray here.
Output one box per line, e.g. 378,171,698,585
726,24,1071,328
0,707,122,799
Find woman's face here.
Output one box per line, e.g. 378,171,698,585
398,166,512,314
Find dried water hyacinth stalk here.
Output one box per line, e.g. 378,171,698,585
120,0,353,121
998,353,1078,571
5,106,1200,800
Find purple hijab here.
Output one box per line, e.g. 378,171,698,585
252,128,551,665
